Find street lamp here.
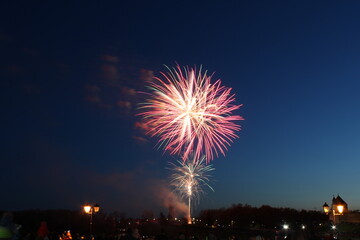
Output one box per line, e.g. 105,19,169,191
282,224,289,239
83,203,100,237
337,205,344,214
323,196,346,225
84,205,91,213
323,202,329,214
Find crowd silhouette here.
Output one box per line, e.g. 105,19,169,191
0,211,353,240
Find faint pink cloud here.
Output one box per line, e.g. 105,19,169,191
134,121,151,132
98,103,113,109
56,63,70,73
22,48,40,57
122,87,136,96
94,171,136,191
85,95,102,103
140,69,154,81
149,179,189,218
6,64,26,75
85,167,165,214
85,55,153,117
132,135,148,143
0,31,11,42
21,83,40,95
117,100,132,109
93,171,189,218
84,84,102,103
101,64,119,82
101,54,119,63
85,84,101,92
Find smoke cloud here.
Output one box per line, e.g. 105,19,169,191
150,180,189,219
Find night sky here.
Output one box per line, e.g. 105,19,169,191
2,1,360,217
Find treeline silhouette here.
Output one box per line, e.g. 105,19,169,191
1,205,328,235
199,204,328,228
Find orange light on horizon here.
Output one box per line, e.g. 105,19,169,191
84,205,91,213
93,204,100,213
323,202,330,214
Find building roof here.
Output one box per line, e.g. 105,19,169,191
332,195,347,205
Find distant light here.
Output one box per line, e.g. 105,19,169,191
84,205,91,214
332,225,336,230
323,202,330,214
283,224,289,230
337,205,344,214
301,225,306,230
93,204,100,213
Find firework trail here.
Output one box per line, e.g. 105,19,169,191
168,156,214,223
138,65,243,163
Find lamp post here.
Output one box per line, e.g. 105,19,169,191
283,224,289,239
84,203,100,237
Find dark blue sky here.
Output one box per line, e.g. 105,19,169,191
2,1,360,217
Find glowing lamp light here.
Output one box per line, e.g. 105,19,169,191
323,202,330,214
93,203,100,213
84,205,91,214
283,224,289,230
337,205,344,214
332,225,336,230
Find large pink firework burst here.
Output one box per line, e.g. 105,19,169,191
138,65,243,163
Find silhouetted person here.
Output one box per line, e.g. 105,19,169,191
290,230,306,240
0,212,19,240
36,222,49,240
155,229,168,240
205,233,216,240
177,233,185,240
123,228,140,240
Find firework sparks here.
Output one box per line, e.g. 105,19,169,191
138,65,243,163
168,156,214,223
